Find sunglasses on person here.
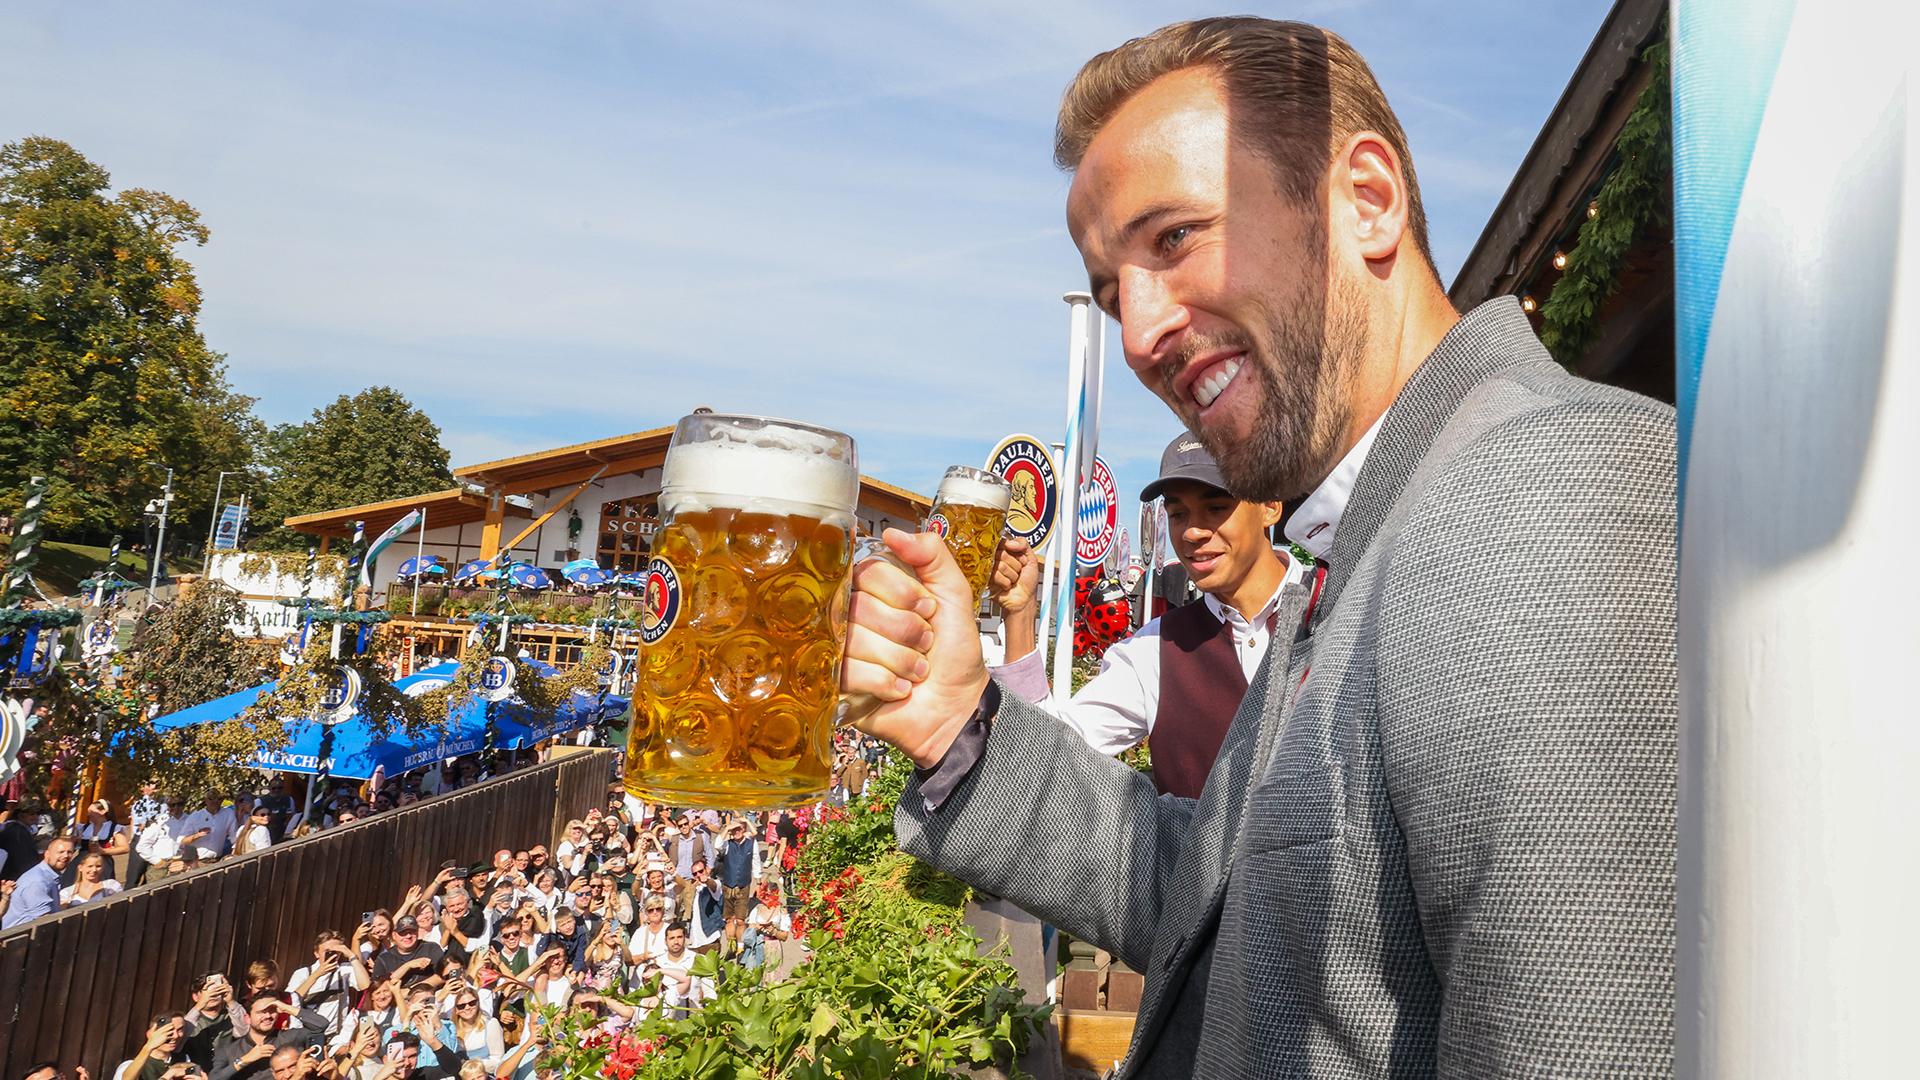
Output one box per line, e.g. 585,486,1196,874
456,998,479,1009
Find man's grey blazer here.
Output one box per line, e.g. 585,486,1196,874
897,298,1676,1078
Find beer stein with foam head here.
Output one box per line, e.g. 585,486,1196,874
627,414,858,809
925,465,1012,600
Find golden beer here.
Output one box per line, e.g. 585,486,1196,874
627,414,858,809
926,465,1012,599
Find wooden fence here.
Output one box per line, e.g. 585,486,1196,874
0,749,613,1079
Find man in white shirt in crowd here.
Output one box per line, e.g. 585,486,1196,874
989,435,1300,798
651,923,707,1018
180,791,238,864
287,931,371,1040
136,795,210,882
125,779,167,887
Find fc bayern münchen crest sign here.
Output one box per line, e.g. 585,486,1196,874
1075,456,1118,567
317,666,364,724
986,435,1058,550
479,656,517,703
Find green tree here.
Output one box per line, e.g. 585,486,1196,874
0,137,259,537
121,579,289,793
250,386,454,550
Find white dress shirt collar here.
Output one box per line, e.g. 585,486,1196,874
1200,561,1301,632
1285,412,1388,560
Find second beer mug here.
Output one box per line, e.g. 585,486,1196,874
626,413,858,809
925,465,1012,600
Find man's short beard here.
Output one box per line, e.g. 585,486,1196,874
1168,268,1368,502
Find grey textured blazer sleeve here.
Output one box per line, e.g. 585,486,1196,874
896,694,1192,971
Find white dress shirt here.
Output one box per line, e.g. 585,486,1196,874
990,567,1303,756
135,816,194,864
1285,412,1387,559
180,805,236,861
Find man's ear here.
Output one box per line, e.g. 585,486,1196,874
1335,132,1410,268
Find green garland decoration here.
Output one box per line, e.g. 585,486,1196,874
304,609,393,625
1539,35,1671,369
0,608,84,629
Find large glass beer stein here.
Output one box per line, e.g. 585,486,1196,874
627,414,858,809
925,465,1012,599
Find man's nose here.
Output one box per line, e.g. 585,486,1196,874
1116,267,1190,374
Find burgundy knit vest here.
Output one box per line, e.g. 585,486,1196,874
1150,601,1248,799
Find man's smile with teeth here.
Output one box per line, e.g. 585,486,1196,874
1192,355,1243,408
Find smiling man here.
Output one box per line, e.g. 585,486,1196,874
842,16,1676,1079
988,435,1297,798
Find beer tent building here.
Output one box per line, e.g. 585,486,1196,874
230,423,931,662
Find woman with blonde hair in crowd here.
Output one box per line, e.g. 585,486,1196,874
448,983,505,1073
60,851,122,907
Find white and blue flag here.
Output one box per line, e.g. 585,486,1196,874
1674,0,1918,1072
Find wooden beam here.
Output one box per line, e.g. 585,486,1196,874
496,454,663,497
478,489,506,560
493,467,605,560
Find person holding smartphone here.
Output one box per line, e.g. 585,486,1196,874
114,1012,193,1080
288,932,372,1039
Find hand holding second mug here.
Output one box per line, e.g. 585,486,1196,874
989,536,1040,616
843,528,989,767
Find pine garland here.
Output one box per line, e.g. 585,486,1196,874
1540,36,1671,368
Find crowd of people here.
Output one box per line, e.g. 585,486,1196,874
1,729,887,1080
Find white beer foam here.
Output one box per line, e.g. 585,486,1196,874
663,430,858,512
936,474,1011,511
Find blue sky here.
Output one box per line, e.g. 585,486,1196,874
1,0,1610,538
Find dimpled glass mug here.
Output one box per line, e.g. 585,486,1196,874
626,414,858,809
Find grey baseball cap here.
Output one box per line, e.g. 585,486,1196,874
1139,433,1229,501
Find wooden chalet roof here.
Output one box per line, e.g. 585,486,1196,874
286,426,931,536
281,487,530,540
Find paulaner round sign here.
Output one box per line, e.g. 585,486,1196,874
986,435,1058,550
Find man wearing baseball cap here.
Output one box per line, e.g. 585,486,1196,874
988,434,1303,799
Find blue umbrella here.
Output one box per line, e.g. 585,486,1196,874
505,562,551,589
563,566,614,586
452,559,497,585
562,559,601,573
397,556,446,579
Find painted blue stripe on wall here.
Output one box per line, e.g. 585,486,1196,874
1672,0,1797,490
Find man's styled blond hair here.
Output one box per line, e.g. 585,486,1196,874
1055,17,1435,273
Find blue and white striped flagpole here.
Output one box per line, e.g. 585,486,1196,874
1675,1,1920,1074
1052,293,1093,703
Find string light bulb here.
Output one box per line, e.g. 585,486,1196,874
1587,201,1599,219
1552,250,1568,270
1520,294,1537,312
